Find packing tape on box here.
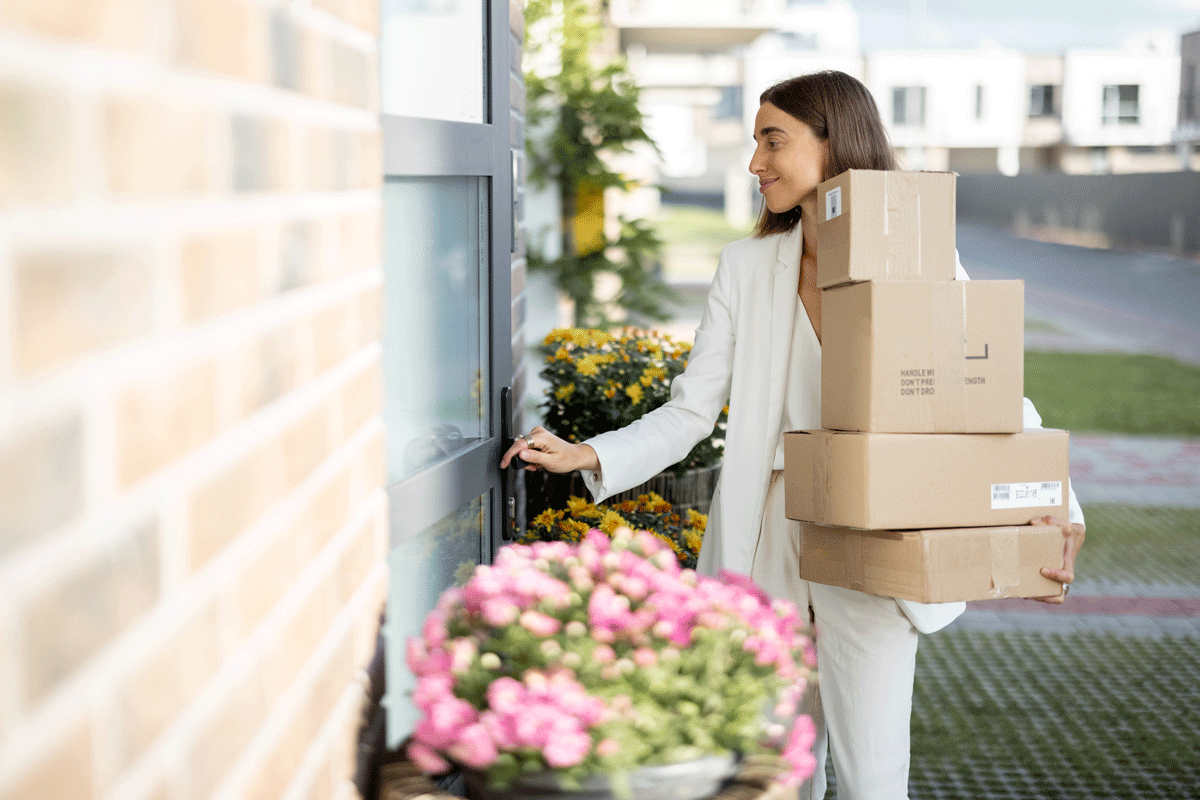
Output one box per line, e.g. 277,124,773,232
885,172,921,279
989,527,1020,597
846,535,865,592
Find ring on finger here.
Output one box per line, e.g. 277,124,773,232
522,433,536,449
1063,583,1070,597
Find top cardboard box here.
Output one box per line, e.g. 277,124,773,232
817,170,957,289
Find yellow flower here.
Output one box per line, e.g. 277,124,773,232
625,384,643,404
532,508,565,531
598,510,629,535
684,527,705,555
576,354,602,376
604,386,616,398
566,496,591,515
554,346,570,362
555,383,576,401
561,519,590,541
686,509,708,529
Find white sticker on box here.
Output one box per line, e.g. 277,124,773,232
825,186,842,221
990,481,1063,510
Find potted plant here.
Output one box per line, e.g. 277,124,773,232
405,528,818,800
529,327,727,520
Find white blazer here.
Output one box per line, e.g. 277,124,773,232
581,223,1083,634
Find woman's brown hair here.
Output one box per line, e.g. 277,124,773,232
754,70,897,237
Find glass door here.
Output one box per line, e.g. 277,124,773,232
379,0,514,744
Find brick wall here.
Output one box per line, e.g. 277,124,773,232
0,1,386,799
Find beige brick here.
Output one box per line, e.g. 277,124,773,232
0,78,74,205
187,446,272,573
237,325,299,418
180,665,267,800
351,577,385,671
327,41,370,109
110,604,221,773
260,576,333,709
179,228,261,323
337,208,381,278
12,247,153,374
188,405,331,573
172,0,267,82
310,301,353,377
0,0,145,46
230,116,292,193
358,128,382,188
0,412,84,560
21,520,160,704
272,219,320,294
229,520,304,642
280,405,333,491
116,359,218,488
334,515,376,609
356,284,382,348
103,96,211,197
357,429,385,498
340,362,380,439
1,723,94,800
303,466,351,560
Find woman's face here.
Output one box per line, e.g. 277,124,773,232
748,102,829,215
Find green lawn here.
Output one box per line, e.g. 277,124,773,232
654,204,754,249
1024,351,1200,437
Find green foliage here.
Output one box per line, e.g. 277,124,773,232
1023,351,1200,436
524,0,676,328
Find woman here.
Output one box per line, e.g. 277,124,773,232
501,71,1086,800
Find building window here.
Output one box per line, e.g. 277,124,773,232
974,85,984,120
1102,84,1139,125
892,86,926,126
714,85,743,120
1028,84,1057,117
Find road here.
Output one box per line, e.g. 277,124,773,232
956,223,1200,366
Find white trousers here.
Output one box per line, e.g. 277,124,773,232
750,472,919,800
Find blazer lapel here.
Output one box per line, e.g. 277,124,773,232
765,224,803,444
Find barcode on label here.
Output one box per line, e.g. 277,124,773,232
825,186,842,221
991,480,1063,510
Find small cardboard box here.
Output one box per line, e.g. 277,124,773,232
817,170,957,289
784,428,1069,530
821,279,1025,433
800,523,1065,602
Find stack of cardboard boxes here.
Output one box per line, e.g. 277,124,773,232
784,170,1069,603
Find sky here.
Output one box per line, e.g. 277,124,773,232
850,0,1200,51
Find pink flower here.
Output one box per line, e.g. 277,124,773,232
448,722,499,769
589,585,633,632
592,644,616,663
596,738,621,757
542,727,592,768
520,609,562,637
480,710,518,749
413,674,455,711
413,696,479,749
486,677,525,715
780,714,819,785
481,597,519,626
633,647,657,668
407,740,450,774
449,638,477,674
422,611,449,648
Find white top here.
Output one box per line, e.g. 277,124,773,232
773,296,823,471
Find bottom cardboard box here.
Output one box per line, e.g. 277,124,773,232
800,523,1065,603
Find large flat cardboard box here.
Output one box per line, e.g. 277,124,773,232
800,523,1065,602
822,280,1025,433
784,428,1069,529
817,170,957,289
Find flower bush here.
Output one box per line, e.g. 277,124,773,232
522,493,707,569
538,328,727,474
406,528,818,793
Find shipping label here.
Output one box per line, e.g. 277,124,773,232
825,186,842,221
990,481,1063,510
